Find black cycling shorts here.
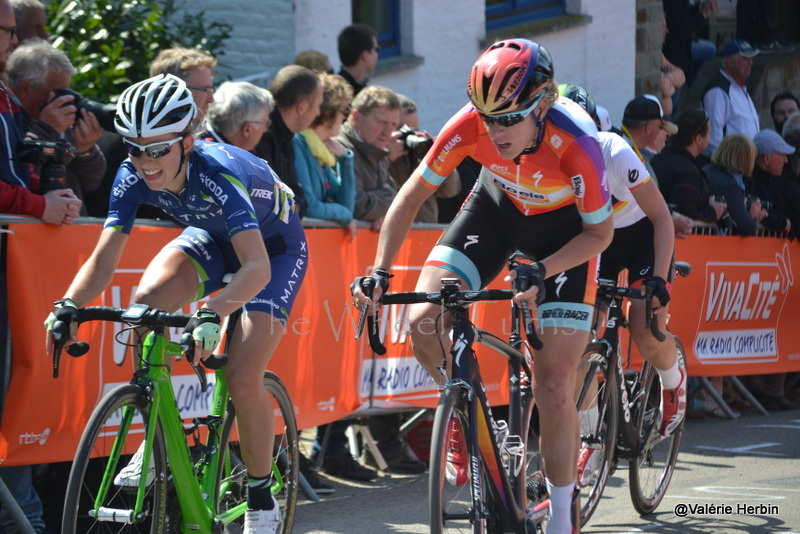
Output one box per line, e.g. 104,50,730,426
425,177,598,332
598,217,673,286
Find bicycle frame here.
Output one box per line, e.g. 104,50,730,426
95,328,240,530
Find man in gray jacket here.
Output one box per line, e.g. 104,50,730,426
335,85,400,232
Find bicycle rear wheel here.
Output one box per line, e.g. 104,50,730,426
575,344,620,527
430,386,492,534
628,337,685,515
62,384,167,534
216,372,299,533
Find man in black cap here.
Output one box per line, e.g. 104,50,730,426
702,39,760,158
621,94,693,238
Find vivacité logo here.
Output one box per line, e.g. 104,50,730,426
694,244,794,364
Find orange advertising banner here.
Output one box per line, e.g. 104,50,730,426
1,222,799,466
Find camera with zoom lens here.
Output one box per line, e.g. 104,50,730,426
54,88,118,133
16,139,75,193
396,124,434,159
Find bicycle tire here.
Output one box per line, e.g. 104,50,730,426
575,346,620,527
628,337,685,515
62,384,167,534
211,371,298,533
429,386,491,534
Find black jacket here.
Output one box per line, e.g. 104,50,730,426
662,0,707,79
704,163,758,236
749,164,800,236
253,108,307,217
651,145,717,222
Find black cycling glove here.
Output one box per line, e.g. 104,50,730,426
351,268,392,298
512,262,547,306
184,308,221,352
44,298,79,331
643,276,671,307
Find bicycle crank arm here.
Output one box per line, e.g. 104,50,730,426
90,507,135,523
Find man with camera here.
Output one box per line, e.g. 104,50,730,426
389,94,460,223
4,39,106,215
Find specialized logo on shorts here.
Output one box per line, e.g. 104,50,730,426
550,134,563,149
464,235,479,249
571,174,585,198
628,169,639,184
640,266,651,276
555,272,568,297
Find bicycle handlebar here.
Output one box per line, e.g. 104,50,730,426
355,285,543,355
50,305,228,379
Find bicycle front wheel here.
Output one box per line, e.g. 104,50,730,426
575,345,620,527
62,384,167,534
628,337,685,515
429,386,492,534
216,372,299,533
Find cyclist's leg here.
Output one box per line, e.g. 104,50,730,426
409,186,514,384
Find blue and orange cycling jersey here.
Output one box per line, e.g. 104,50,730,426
416,98,611,224
104,141,299,240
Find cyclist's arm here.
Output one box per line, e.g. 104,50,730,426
64,228,129,307
630,179,674,280
374,177,434,270
205,228,270,318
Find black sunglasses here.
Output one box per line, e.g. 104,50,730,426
124,137,183,159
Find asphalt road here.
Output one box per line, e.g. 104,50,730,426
292,406,800,534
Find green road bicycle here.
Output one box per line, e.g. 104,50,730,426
51,303,298,533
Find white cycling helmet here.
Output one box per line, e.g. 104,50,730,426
115,73,197,138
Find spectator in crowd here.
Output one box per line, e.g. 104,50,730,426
704,134,766,236
335,85,400,232
200,81,273,152
702,39,760,158
781,112,800,185
750,129,799,236
337,23,378,97
0,4,72,533
149,47,217,119
5,39,106,215
9,0,47,42
389,94,460,223
663,0,718,89
620,95,693,238
0,29,78,225
253,65,323,218
737,0,794,54
294,72,357,238
651,108,727,225
295,49,333,74
770,92,799,135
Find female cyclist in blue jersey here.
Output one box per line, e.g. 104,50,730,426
44,74,306,533
353,40,612,534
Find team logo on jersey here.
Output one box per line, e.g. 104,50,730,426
570,174,585,198
550,134,563,149
490,163,509,173
628,169,639,184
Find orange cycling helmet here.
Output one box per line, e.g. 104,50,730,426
468,39,556,116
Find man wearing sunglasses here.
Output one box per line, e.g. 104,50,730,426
45,74,307,534
353,39,612,534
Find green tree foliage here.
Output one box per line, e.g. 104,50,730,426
47,0,231,102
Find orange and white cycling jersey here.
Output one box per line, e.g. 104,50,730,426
415,98,611,225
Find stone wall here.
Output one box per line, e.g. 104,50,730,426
634,0,663,97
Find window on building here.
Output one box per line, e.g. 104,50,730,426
486,0,566,32
353,0,400,58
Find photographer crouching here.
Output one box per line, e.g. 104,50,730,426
5,39,108,216
388,94,461,223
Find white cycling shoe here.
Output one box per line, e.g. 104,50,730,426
244,496,282,534
114,442,155,487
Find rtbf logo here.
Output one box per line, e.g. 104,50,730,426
694,244,794,364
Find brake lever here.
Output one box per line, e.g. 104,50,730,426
519,301,543,351
644,284,666,342
51,320,68,378
180,332,209,392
